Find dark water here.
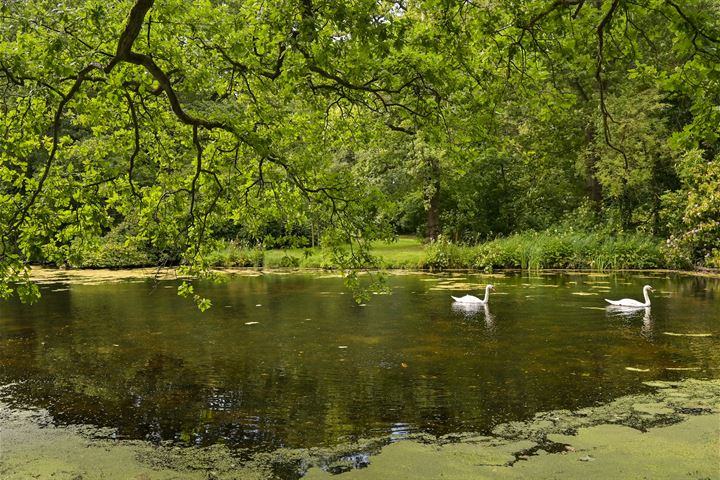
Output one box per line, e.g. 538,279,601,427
1,271,718,453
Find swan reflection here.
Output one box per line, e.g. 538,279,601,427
452,302,495,329
606,306,653,337
640,307,653,338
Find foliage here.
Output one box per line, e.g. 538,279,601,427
205,242,264,268
423,236,473,270
1,0,720,306
68,238,156,269
469,231,665,271
0,0,401,303
663,150,720,268
591,89,674,228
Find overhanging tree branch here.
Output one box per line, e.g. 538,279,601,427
665,0,720,44
5,62,104,240
124,92,141,196
595,0,627,163
105,0,154,73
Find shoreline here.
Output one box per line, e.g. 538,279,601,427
25,265,720,284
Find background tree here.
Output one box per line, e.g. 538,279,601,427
1,0,719,303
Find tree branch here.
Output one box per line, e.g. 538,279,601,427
665,0,720,44
124,92,141,196
5,63,104,237
106,0,155,72
595,0,630,168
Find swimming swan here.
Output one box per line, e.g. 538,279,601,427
451,284,495,304
605,285,654,308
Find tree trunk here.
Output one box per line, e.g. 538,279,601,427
574,78,603,211
425,156,441,241
585,124,603,210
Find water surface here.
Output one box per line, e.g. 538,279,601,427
1,271,718,454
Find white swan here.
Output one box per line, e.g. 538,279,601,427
451,284,495,304
605,285,653,308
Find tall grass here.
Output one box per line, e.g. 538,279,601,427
420,231,665,271
466,231,665,271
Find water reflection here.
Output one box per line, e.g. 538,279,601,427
388,422,412,439
0,272,718,455
640,307,654,339
451,301,483,316
451,303,495,329
606,306,653,338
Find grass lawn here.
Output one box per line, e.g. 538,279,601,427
370,236,426,268
262,236,426,269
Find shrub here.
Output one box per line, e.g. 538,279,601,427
662,150,720,268
70,239,155,268
472,240,522,271
527,233,574,269
278,254,301,268
423,235,472,270
206,243,264,267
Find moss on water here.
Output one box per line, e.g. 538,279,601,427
0,406,204,480
304,379,720,480
304,412,718,480
1,379,719,479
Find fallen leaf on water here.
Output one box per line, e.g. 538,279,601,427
255,304,262,307
571,292,597,296
662,332,712,337
401,362,408,368
245,321,259,325
578,455,595,462
625,367,650,372
338,345,348,349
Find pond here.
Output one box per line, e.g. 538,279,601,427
1,271,718,458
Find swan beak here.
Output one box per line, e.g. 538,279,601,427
491,287,496,292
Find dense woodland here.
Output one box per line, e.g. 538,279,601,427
1,0,719,302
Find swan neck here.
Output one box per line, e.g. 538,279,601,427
483,286,491,303
643,288,651,306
